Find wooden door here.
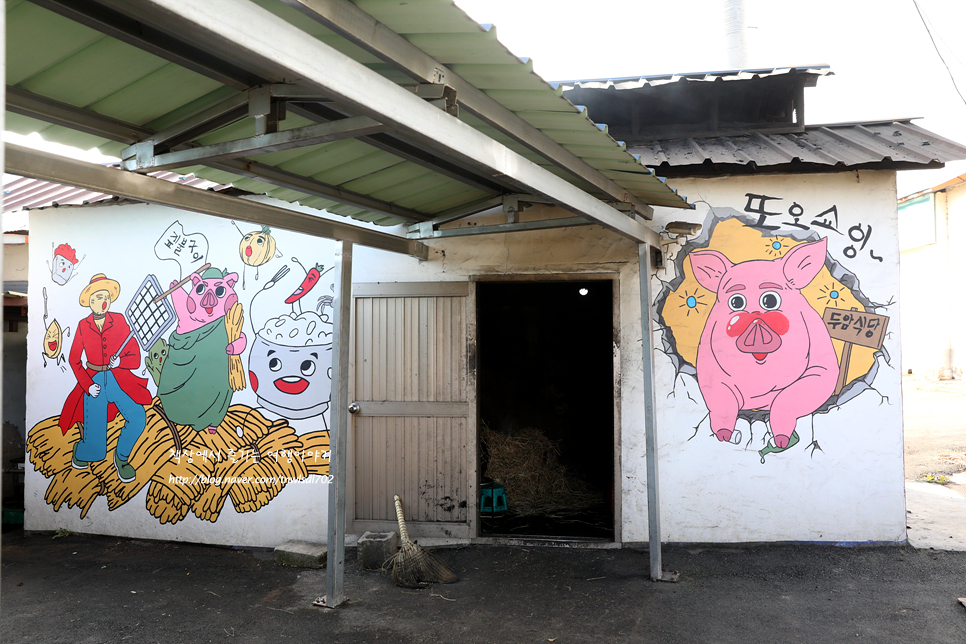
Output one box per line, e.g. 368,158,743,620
349,282,476,539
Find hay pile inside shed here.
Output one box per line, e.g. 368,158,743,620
482,424,601,516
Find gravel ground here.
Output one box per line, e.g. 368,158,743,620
902,374,966,493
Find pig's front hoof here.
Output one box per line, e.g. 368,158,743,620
773,434,790,449
714,428,734,442
207,426,218,434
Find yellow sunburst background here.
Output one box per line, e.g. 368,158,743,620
663,219,877,386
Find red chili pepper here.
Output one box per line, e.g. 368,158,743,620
285,264,323,304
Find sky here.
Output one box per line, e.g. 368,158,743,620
7,0,966,199
455,0,966,197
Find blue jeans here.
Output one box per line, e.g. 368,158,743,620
76,371,146,462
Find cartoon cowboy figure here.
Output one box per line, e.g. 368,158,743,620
58,274,151,482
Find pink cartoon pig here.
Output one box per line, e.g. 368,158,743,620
158,267,246,433
689,238,839,449
171,270,236,333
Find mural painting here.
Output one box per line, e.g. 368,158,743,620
47,242,84,285
41,287,70,371
233,222,281,288
657,195,893,463
26,207,333,528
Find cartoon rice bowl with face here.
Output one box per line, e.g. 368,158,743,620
248,311,332,421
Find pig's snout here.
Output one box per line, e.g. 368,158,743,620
726,311,788,360
200,289,218,312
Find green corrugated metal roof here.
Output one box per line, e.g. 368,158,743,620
6,0,689,225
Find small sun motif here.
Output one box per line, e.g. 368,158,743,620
764,237,790,257
817,282,847,307
678,289,708,316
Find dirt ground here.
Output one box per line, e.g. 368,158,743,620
902,374,966,496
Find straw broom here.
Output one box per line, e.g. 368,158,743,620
225,301,247,391
387,495,458,588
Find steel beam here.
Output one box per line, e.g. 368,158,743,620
324,239,352,609
122,0,665,246
4,90,431,223
6,86,153,144
280,0,662,220
408,216,591,239
27,1,505,197
212,157,429,224
290,105,505,196
29,0,259,90
5,144,428,259
123,116,385,172
133,91,251,153
428,196,503,226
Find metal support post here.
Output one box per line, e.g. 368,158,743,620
324,240,353,607
638,243,678,583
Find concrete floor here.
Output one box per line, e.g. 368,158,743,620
3,529,966,644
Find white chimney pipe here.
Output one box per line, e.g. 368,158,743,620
723,0,747,70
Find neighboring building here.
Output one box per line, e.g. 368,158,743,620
898,174,966,379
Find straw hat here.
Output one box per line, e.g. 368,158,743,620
79,273,121,306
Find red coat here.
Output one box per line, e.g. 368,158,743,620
58,312,152,434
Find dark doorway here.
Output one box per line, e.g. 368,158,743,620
477,280,615,540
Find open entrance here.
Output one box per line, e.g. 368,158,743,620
477,280,615,540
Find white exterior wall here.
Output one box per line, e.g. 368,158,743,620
26,203,336,546
353,169,906,545
899,189,958,378
642,171,905,544
949,185,966,377
24,169,906,546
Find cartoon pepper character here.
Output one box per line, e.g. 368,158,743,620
58,274,151,482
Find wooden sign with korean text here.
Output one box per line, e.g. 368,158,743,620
822,307,889,350
823,307,890,395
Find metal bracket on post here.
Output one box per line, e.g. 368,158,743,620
503,194,519,224
404,84,458,117
613,201,636,216
249,86,285,135
650,245,664,270
638,242,679,584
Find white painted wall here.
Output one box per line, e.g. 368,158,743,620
25,169,906,547
26,202,335,546
899,190,957,378
949,185,966,378
353,169,907,545
643,170,905,545
4,241,28,283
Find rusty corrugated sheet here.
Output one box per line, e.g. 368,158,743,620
556,65,833,91
2,171,225,214
630,120,966,172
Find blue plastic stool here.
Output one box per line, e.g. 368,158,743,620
480,482,508,515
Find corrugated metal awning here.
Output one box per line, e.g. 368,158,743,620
6,0,690,228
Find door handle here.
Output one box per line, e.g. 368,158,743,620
348,402,361,414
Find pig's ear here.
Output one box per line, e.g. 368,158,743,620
689,250,733,293
224,273,239,288
782,238,827,288
190,274,203,288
